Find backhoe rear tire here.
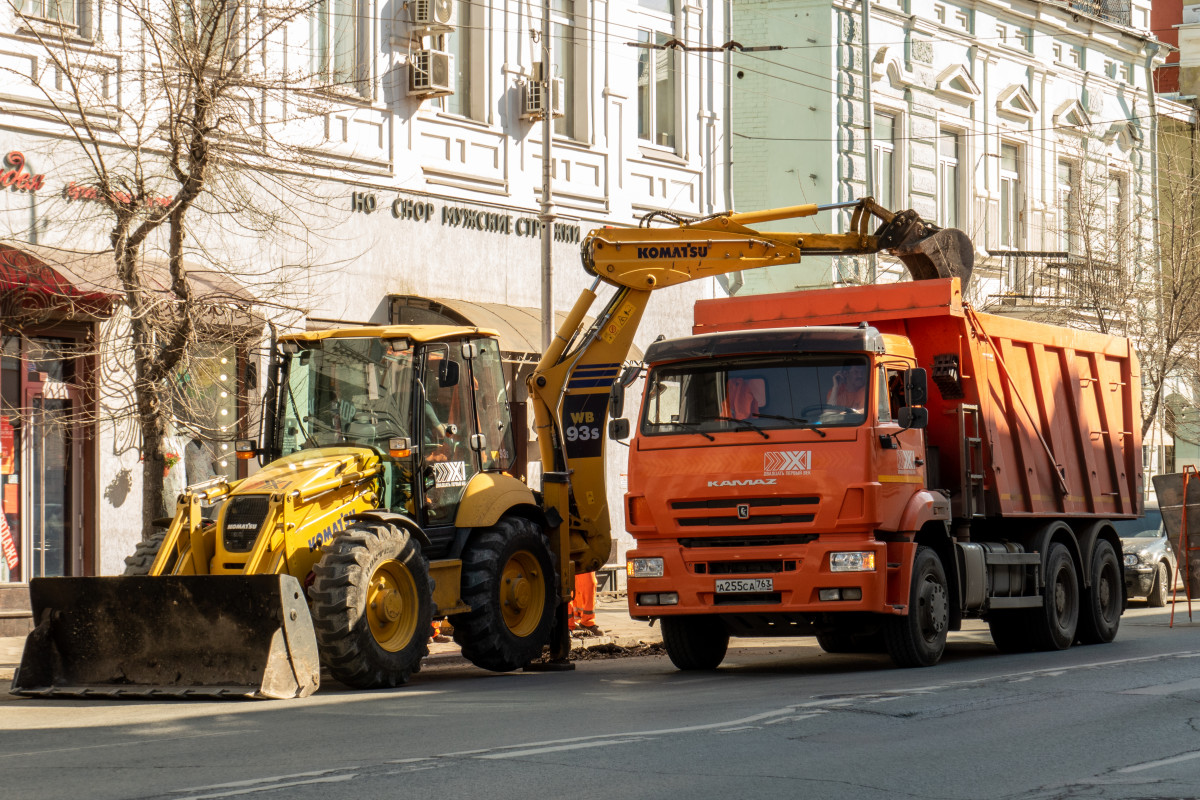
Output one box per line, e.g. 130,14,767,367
662,616,729,670
310,522,432,689
450,517,557,672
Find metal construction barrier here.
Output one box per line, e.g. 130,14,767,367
1151,471,1198,625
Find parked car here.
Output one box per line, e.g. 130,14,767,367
1114,507,1176,607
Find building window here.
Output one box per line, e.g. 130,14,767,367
999,143,1022,249
437,0,472,116
938,129,961,229
551,0,577,138
872,111,896,209
312,0,370,97
637,29,677,150
1107,172,1128,259
169,344,245,501
1057,159,1080,255
637,0,673,11
179,0,244,63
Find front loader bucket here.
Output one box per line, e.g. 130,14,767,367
11,575,320,700
892,226,975,289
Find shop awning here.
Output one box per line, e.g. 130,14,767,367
0,241,256,320
389,295,644,361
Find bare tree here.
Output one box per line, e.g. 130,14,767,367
3,0,337,531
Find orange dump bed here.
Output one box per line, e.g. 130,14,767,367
693,279,1142,520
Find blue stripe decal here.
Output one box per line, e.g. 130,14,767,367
574,367,620,375
568,379,616,388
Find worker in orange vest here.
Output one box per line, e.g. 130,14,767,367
568,570,602,636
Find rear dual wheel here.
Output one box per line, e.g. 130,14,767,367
1077,539,1121,644
310,522,432,689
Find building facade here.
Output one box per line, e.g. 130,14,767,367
0,0,729,604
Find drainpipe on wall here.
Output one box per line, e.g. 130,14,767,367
861,0,875,283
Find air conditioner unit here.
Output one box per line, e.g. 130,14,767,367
411,0,455,33
522,77,564,120
408,49,454,97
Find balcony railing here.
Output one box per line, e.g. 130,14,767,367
987,250,1124,310
1051,0,1132,27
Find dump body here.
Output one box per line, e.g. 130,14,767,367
692,278,1142,522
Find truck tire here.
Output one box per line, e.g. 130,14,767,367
815,630,885,654
884,546,949,667
310,522,432,689
1147,562,1170,608
122,529,168,575
450,517,556,672
1077,539,1122,644
1031,542,1079,651
661,616,729,670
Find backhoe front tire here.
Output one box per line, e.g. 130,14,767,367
123,529,168,576
450,517,557,672
661,616,729,670
310,522,432,689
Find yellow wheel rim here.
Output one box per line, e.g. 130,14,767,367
366,560,419,652
500,550,546,638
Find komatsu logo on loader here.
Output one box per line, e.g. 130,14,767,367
637,244,709,259
707,478,777,487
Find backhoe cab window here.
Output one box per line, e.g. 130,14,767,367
641,355,871,435
279,338,415,455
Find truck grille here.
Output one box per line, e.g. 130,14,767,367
672,496,818,529
679,534,818,548
671,496,818,510
699,560,797,575
223,495,270,552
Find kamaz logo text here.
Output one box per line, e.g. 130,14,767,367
636,245,710,259
707,478,777,487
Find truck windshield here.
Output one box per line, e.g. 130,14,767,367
278,337,415,456
641,355,870,436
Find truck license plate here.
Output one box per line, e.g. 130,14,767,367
715,577,773,593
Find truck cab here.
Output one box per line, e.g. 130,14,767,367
625,325,938,625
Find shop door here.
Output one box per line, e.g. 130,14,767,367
23,355,84,578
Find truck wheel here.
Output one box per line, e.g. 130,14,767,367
310,522,432,689
1077,539,1122,644
661,616,729,670
450,517,556,672
816,630,885,654
1147,562,1170,608
987,612,1034,653
122,529,168,575
884,546,949,667
1031,542,1079,651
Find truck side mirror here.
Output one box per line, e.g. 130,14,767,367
438,359,460,388
608,418,630,440
898,407,929,430
904,368,928,406
609,382,625,418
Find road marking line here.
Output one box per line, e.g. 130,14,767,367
2,730,252,761
477,738,647,759
177,775,357,799
175,770,348,793
1119,751,1200,773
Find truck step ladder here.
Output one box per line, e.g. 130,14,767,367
957,404,986,519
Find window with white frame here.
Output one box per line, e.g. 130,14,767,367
551,0,577,138
178,0,244,63
938,129,961,229
16,0,88,32
1057,159,1080,255
435,0,473,116
1107,172,1128,259
872,111,896,209
312,0,370,97
999,143,1022,249
637,29,678,150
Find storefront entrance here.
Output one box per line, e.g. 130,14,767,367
1,334,88,582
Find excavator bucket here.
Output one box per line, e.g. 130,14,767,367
892,226,975,288
11,575,320,700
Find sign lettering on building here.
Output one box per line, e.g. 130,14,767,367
63,181,172,208
1,152,45,193
351,191,581,242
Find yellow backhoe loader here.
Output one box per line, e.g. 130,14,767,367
12,199,972,698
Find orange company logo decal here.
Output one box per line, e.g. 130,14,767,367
764,450,811,476
898,450,917,471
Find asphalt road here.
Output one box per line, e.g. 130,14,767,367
4,603,1200,800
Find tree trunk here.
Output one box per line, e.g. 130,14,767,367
139,393,168,536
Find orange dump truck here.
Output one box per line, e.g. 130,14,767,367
623,278,1141,669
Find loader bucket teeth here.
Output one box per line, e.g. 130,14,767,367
10,575,320,700
892,226,975,289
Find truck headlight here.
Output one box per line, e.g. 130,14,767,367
830,551,876,572
627,557,664,578
1123,554,1138,567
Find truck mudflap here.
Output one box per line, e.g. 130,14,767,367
11,575,320,700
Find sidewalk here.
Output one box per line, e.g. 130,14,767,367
0,592,658,683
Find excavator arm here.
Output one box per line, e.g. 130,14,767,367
527,198,973,600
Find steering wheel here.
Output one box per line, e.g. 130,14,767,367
800,403,855,418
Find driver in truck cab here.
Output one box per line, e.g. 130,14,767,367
827,363,868,412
